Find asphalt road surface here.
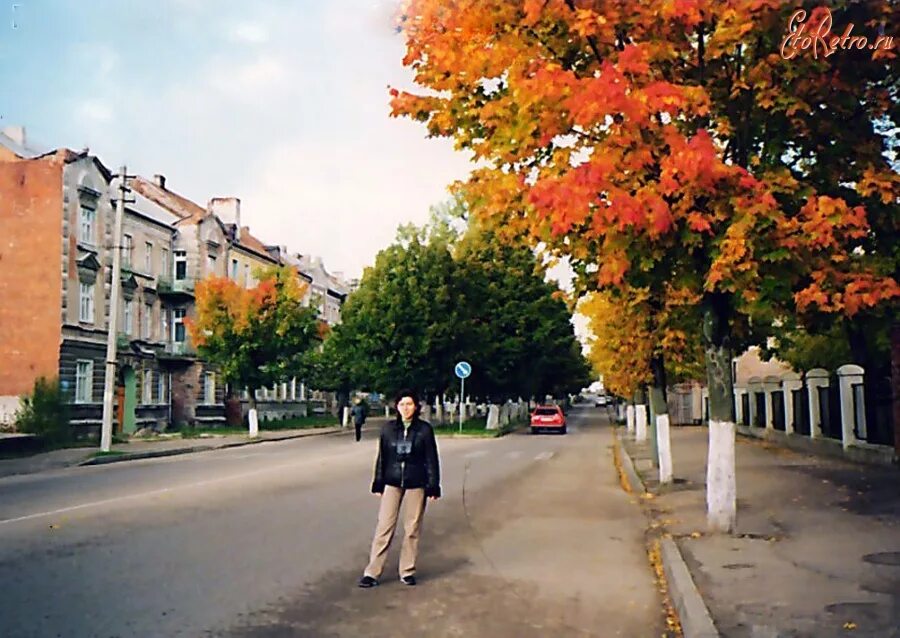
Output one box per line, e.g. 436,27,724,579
0,407,664,637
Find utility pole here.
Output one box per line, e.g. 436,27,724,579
100,167,133,452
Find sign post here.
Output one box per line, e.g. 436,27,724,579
454,361,472,433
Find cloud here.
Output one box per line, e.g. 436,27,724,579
227,22,270,44
207,54,290,100
77,100,113,122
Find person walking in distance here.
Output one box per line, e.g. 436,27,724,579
358,389,441,587
351,398,367,442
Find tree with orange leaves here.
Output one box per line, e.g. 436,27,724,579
188,266,321,434
391,0,898,531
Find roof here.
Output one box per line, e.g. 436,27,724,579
130,176,206,220
0,130,47,159
232,226,279,263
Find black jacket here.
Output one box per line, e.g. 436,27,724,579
371,417,441,498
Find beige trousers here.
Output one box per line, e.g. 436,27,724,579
364,485,427,579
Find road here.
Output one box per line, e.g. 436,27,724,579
0,407,664,637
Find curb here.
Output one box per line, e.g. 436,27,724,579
660,537,720,638
613,430,720,638
77,426,349,467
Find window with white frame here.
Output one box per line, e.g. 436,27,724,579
142,303,152,340
79,207,96,244
243,264,250,287
173,308,186,342
204,372,216,405
161,248,170,276
122,234,133,267
207,252,217,275
174,250,187,280
123,299,133,335
79,282,94,323
142,370,153,404
160,308,169,342
75,360,93,403
231,258,239,280
158,372,168,404
144,241,153,273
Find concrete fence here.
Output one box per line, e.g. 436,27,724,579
733,364,896,465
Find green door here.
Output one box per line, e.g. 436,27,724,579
122,366,137,434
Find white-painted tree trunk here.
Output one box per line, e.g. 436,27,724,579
248,408,259,438
635,404,648,442
706,419,736,532
626,405,635,434
342,406,350,427
656,414,673,484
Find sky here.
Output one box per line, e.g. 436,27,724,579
0,0,473,280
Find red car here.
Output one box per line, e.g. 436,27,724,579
531,405,567,434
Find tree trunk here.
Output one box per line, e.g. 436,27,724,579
247,390,259,438
892,322,900,457
649,354,673,485
634,387,648,443
703,294,736,533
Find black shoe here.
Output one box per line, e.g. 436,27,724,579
400,575,416,586
358,575,379,588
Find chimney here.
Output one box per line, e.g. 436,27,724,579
208,197,241,240
2,126,26,147
153,174,166,189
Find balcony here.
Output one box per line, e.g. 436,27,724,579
157,340,196,361
157,277,195,299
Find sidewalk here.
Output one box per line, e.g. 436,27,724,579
619,425,900,638
0,422,368,479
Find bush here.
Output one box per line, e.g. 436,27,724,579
16,376,71,445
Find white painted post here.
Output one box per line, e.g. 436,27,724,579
806,368,829,439
733,387,746,426
763,376,781,431
656,413,673,484
626,404,635,435
384,405,390,418
782,372,802,435
837,364,865,449
248,408,259,438
691,382,703,423
486,404,500,430
747,377,762,427
342,406,350,427
635,404,648,442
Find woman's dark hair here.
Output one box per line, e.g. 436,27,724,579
394,388,421,417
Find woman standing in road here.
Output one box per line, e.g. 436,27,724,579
358,389,441,587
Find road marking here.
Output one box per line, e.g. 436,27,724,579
534,452,555,461
0,449,360,528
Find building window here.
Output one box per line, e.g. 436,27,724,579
79,282,94,323
75,360,93,403
142,303,152,340
173,308,186,342
123,299,133,335
143,370,153,404
79,207,95,244
207,253,217,275
231,258,239,280
161,309,169,341
144,242,153,273
158,373,168,404
174,250,187,280
204,372,216,405
161,248,170,276
122,234,133,267
243,264,250,287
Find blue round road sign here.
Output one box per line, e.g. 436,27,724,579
455,361,472,379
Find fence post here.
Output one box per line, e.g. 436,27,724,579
806,368,829,439
782,372,803,435
748,376,762,427
837,364,866,449
763,376,781,430
734,386,747,426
